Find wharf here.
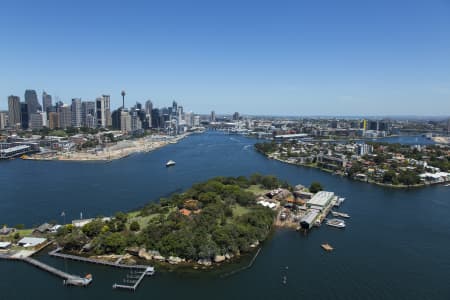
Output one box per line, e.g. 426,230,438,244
49,248,153,270
113,268,154,291
0,252,89,285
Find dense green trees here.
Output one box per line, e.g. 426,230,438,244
57,176,278,260
309,182,323,193
255,141,278,154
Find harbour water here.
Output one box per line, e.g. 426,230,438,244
1,132,449,299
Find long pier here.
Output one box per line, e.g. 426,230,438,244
22,256,76,280
49,248,152,270
0,253,88,285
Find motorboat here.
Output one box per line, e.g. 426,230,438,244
166,160,176,167
325,218,346,229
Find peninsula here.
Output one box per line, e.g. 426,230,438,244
255,141,450,188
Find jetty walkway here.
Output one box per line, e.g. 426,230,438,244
0,253,88,285
49,248,152,270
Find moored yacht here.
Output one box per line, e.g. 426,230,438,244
166,160,176,167
326,218,346,228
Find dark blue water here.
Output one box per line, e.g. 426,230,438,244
1,132,449,300
374,135,435,145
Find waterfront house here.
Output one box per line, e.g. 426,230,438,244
18,237,47,248
0,242,12,249
33,223,52,234
0,226,15,236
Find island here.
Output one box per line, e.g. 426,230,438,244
255,140,450,188
1,174,348,291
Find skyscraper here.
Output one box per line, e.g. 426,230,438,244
81,101,96,128
96,95,111,128
42,91,52,113
58,105,71,129
151,108,160,128
25,89,41,115
8,95,21,127
71,98,82,128
0,111,7,129
20,103,29,129
210,110,216,122
120,110,132,132
48,112,60,129
145,100,153,128
145,100,153,115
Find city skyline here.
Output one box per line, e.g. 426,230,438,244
1,0,450,115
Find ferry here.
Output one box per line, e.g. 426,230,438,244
326,218,346,229
64,274,92,286
331,211,350,218
166,160,176,167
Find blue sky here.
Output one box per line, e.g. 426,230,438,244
1,0,449,116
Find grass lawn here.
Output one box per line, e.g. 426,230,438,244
245,185,270,196
127,207,177,229
231,204,251,217
17,229,33,236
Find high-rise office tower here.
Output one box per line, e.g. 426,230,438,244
111,108,122,130
0,111,7,129
29,113,44,130
172,101,178,115
25,89,41,115
42,91,52,113
233,112,240,121
210,110,216,122
71,98,82,127
58,104,71,129
151,108,160,128
120,110,132,132
20,103,29,129
81,101,96,128
7,95,21,127
96,95,111,128
48,112,60,129
145,100,153,115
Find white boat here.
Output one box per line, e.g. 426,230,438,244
64,274,92,286
331,211,350,218
326,218,346,229
166,160,176,167
333,197,345,207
